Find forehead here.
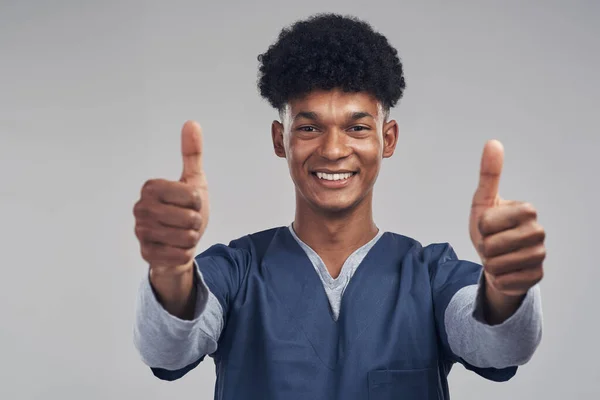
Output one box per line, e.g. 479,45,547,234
286,89,381,118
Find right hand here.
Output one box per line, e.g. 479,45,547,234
134,121,209,276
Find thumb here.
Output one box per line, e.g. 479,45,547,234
179,120,206,187
472,139,504,207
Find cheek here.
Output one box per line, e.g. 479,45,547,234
354,141,383,168
286,141,313,174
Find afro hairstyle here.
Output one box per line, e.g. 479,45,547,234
257,13,406,116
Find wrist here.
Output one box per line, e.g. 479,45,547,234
149,261,197,319
150,259,195,278
483,273,525,325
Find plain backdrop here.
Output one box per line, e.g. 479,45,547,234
1,1,598,399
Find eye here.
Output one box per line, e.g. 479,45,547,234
349,126,370,132
297,126,317,132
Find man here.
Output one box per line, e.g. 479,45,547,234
133,13,544,400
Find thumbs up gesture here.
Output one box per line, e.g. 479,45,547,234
134,121,209,276
469,140,545,312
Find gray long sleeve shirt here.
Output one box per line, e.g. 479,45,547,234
133,227,543,373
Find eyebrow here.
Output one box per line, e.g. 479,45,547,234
294,111,375,121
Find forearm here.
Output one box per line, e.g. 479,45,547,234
149,261,197,320
482,276,525,325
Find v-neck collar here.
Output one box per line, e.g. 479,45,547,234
261,227,402,369
287,224,384,288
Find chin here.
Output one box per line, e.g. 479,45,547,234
310,197,362,215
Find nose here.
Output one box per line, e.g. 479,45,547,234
318,130,352,161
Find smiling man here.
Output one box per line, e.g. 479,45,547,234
133,13,544,400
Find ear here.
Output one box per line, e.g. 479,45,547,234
271,120,286,158
382,119,399,158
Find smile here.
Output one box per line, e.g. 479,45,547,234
311,171,357,189
315,172,356,181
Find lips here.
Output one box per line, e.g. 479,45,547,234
310,170,357,188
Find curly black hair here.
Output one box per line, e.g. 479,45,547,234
257,13,406,114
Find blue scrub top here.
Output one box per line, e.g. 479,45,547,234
152,227,516,399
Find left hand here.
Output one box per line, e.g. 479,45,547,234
469,140,546,299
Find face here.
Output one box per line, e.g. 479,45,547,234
271,88,399,214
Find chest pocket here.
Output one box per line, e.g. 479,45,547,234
368,368,439,400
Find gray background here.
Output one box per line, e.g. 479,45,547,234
1,1,598,399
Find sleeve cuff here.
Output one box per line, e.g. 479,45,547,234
141,260,211,330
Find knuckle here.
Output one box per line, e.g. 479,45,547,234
197,214,205,229
536,246,547,261
190,189,202,210
521,202,537,219
135,225,147,240
133,201,141,217
140,245,154,261
524,223,544,242
478,214,490,234
184,230,200,247
142,179,166,199
536,267,544,282
527,268,543,287
141,179,156,196
534,225,546,241
189,210,201,228
133,201,150,219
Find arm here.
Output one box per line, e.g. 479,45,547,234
133,236,251,382
430,243,543,382
444,271,543,369
439,139,546,372
133,259,224,373
132,121,224,378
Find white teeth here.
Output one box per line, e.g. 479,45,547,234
316,172,354,181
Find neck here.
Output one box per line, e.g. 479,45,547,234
292,192,379,254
